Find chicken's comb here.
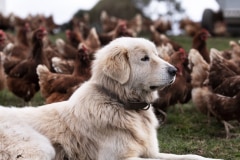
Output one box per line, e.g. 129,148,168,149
39,26,46,31
201,28,209,34
81,44,87,52
25,22,30,27
118,20,126,26
65,30,71,35
179,48,185,54
79,43,87,52
0,30,5,36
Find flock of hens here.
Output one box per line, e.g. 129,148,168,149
0,11,240,139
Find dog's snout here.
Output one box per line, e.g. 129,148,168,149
167,66,177,76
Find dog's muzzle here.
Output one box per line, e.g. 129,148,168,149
167,66,177,85
167,66,177,77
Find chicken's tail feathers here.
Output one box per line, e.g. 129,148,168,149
36,64,49,80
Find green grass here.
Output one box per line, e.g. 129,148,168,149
170,35,240,51
158,103,240,160
159,35,240,160
1,34,240,159
0,89,44,107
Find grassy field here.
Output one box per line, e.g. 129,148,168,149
0,34,240,160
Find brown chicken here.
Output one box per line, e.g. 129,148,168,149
192,47,240,138
157,43,175,62
188,48,209,88
5,27,50,104
7,23,32,61
179,18,202,37
98,20,134,46
55,38,78,59
37,44,92,104
0,30,9,51
81,27,101,53
214,75,240,97
65,29,82,48
192,86,240,139
0,52,6,90
15,23,31,48
208,48,237,90
189,48,211,120
51,57,75,74
225,41,240,68
1,24,33,76
150,25,182,51
2,43,23,75
153,48,191,112
208,92,240,139
127,14,143,35
52,29,99,75
229,40,240,57
100,10,118,33
153,18,171,34
207,48,240,97
192,29,211,63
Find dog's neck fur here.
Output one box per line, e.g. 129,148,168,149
95,84,151,110
91,73,157,110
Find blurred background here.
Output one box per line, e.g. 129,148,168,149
1,0,238,36
1,1,240,155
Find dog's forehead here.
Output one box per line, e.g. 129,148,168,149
122,38,158,55
131,45,157,56
114,37,156,49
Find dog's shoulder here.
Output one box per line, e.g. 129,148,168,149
70,82,159,131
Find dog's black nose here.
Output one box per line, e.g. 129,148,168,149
168,66,177,76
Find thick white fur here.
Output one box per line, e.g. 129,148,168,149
0,37,222,160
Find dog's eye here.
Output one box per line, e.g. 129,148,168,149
141,55,149,61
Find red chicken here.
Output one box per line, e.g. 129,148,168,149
192,29,211,63
37,44,92,104
5,27,50,104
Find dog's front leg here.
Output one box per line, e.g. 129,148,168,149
153,153,223,160
125,158,164,160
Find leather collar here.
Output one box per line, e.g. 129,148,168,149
95,84,151,111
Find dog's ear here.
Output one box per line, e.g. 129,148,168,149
103,46,130,84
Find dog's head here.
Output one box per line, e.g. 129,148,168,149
92,37,176,93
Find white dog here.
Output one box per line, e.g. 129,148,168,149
0,37,222,160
